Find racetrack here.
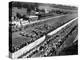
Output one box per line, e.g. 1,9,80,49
11,16,78,59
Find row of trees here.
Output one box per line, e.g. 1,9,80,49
11,2,39,14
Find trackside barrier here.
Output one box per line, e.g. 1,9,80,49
47,17,78,36
11,17,78,59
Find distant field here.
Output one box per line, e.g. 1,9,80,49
51,4,78,10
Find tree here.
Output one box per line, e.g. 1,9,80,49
12,2,22,8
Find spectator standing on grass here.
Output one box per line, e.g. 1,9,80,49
20,18,24,30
